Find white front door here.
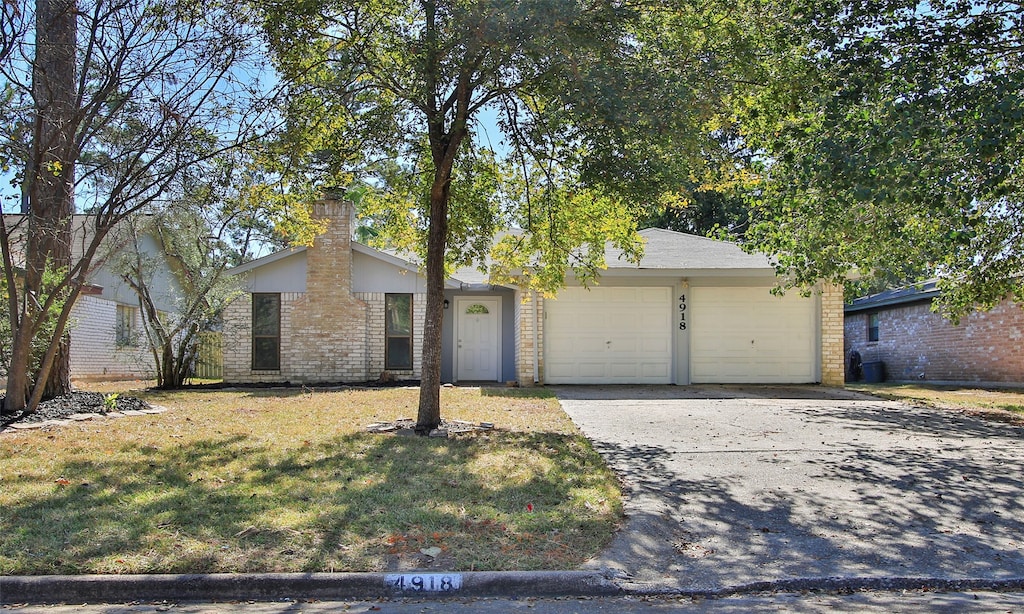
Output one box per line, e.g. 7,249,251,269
456,297,501,382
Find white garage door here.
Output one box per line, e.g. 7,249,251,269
545,286,673,384
689,286,816,384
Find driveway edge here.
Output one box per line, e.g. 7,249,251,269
0,571,622,604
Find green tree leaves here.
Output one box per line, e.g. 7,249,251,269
739,0,1024,317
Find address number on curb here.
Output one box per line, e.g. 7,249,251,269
385,573,463,592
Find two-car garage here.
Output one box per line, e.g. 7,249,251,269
543,283,819,385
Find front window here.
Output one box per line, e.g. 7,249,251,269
867,312,880,342
385,294,413,370
252,293,281,370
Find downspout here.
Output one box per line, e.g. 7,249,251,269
532,291,540,384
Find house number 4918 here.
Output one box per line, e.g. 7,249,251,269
678,294,687,331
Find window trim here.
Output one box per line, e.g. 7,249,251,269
252,293,281,371
385,293,414,371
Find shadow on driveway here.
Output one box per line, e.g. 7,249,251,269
554,386,1024,592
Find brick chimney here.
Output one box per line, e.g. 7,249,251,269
307,195,355,299
285,192,368,382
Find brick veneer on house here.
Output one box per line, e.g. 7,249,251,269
845,297,1024,384
68,294,156,380
820,283,846,387
221,198,427,384
514,289,544,386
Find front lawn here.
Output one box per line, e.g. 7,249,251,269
0,385,622,574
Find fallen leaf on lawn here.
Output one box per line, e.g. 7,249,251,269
420,546,442,557
55,478,71,486
235,526,259,538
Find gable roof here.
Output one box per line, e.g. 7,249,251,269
608,228,773,271
845,280,940,314
229,227,776,286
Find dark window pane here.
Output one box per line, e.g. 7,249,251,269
253,294,280,336
253,338,280,370
386,337,412,370
386,294,412,335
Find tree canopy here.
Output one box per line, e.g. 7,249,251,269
261,0,764,429
1,0,278,413
739,0,1024,318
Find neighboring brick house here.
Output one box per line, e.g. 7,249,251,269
2,215,184,381
223,195,845,386
845,282,1024,384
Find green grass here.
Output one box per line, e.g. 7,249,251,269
0,386,621,574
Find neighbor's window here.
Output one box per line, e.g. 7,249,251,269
385,293,413,370
252,293,281,370
115,304,135,347
868,312,880,342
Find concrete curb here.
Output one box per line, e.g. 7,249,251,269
5,572,1024,606
617,576,1024,598
0,570,621,604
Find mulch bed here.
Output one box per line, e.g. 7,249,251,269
367,417,496,437
0,391,153,429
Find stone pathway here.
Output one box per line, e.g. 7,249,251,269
1,405,169,435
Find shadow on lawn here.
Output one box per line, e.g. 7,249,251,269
1,430,617,574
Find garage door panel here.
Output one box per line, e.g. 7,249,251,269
641,362,671,378
690,286,816,384
641,337,671,353
545,286,673,384
609,362,639,378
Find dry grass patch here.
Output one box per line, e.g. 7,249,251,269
0,385,621,574
850,383,1024,425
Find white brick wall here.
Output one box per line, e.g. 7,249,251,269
68,295,156,380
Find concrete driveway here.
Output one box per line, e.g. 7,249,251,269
554,385,1024,593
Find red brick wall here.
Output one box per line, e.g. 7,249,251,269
844,299,1024,384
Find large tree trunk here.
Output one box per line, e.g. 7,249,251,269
416,172,450,434
416,111,468,433
32,0,77,399
3,0,78,413
3,318,35,414
41,333,71,399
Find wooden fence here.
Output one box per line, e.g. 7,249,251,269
194,332,223,380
